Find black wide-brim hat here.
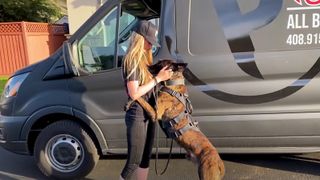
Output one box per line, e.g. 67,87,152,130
134,20,160,47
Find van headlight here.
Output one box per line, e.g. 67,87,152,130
3,73,29,98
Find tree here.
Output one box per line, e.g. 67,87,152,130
53,0,67,16
0,0,63,23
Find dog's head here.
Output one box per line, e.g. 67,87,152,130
149,60,188,79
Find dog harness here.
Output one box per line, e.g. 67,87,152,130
159,86,200,139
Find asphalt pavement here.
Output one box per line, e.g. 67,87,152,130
1,146,320,180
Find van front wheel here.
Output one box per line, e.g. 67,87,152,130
34,120,99,179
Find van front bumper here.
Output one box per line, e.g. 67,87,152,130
0,114,29,155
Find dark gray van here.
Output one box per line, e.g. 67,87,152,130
1,0,320,179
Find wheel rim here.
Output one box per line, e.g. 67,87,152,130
45,134,84,173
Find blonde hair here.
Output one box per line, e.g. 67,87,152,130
123,32,153,85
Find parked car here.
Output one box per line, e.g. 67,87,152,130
1,0,320,179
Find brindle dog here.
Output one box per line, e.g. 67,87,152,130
135,60,225,180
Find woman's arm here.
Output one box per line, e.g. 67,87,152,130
127,80,156,100
127,66,172,100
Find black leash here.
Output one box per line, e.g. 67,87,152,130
153,85,174,176
155,121,174,175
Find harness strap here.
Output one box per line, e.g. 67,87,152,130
176,121,200,137
185,97,193,114
172,111,186,124
162,112,200,139
162,111,187,129
167,121,200,139
160,86,193,113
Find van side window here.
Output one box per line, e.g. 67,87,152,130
117,13,135,67
78,6,135,73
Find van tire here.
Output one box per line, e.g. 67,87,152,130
34,120,99,179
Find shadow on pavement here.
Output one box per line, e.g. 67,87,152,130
0,172,19,180
221,153,320,176
0,147,49,180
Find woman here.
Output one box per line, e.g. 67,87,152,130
120,20,172,180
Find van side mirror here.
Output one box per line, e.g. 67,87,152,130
63,42,80,77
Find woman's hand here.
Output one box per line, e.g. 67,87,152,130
127,66,173,100
155,66,173,82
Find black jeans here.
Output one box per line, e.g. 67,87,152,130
120,102,155,179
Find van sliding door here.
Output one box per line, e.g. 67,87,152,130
175,0,320,151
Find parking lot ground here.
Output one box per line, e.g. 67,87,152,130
1,146,320,180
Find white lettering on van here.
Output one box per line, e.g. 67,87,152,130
287,14,309,29
286,3,320,46
312,13,320,28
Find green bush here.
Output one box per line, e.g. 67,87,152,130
0,78,8,95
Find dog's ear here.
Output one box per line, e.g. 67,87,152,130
149,60,187,74
173,63,188,72
148,63,160,75
149,60,174,74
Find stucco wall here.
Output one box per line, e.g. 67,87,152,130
67,0,106,34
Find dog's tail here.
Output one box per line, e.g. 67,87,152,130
198,147,225,180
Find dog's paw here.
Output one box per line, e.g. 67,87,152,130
151,118,157,122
